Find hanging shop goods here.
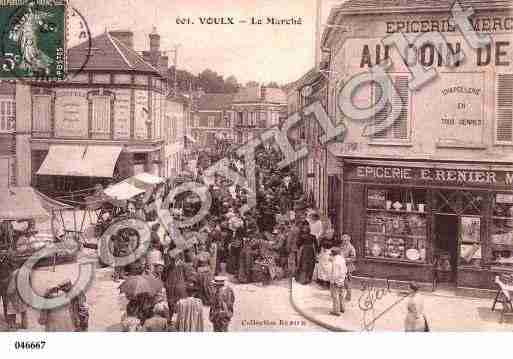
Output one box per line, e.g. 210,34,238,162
343,161,513,290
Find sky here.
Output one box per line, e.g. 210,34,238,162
70,0,342,85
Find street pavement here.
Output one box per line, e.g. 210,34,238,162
291,279,513,332
0,248,325,332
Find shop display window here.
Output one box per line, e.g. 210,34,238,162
433,190,484,216
365,188,428,263
459,216,482,266
491,193,513,266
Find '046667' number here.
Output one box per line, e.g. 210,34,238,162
14,341,46,350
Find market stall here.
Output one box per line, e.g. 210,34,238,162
0,187,77,266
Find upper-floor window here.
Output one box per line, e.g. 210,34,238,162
371,75,411,142
199,115,209,128
214,115,224,128
260,111,268,128
496,74,513,144
208,115,216,128
0,99,15,133
237,112,243,126
32,95,51,134
189,115,197,128
91,96,111,137
243,111,249,127
224,112,231,128
249,112,254,127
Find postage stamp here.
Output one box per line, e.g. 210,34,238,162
0,0,66,80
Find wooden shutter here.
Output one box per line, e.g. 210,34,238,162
372,76,409,140
496,74,513,143
391,76,409,139
92,96,111,136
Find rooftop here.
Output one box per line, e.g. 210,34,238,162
233,86,286,104
195,93,234,111
0,82,15,96
68,32,160,74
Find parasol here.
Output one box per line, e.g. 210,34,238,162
118,274,164,298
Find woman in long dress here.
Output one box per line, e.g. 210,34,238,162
313,239,333,288
296,220,317,285
237,238,255,284
404,283,429,332
163,254,188,322
195,244,215,306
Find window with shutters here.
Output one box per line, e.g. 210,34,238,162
32,96,51,134
223,112,231,128
208,115,216,128
199,115,209,128
214,115,223,128
371,75,411,143
496,74,513,144
0,99,15,133
91,96,111,138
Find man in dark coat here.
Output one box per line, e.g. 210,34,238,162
163,250,196,323
209,277,235,332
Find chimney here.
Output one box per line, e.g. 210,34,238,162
159,55,169,75
109,30,134,49
149,26,160,53
260,86,267,101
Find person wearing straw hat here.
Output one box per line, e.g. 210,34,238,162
209,276,235,332
174,282,204,332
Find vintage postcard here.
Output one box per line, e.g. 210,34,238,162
0,0,513,349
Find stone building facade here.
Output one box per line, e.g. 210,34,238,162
15,29,185,194
318,0,513,289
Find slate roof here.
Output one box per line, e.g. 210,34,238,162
0,82,15,95
195,93,234,110
232,86,286,104
338,0,511,14
68,32,159,74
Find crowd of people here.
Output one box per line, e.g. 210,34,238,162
108,143,361,331
1,143,360,332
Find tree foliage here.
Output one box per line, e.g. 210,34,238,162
168,67,243,94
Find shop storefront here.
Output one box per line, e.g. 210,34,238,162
344,159,513,290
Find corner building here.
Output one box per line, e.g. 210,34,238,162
322,0,513,289
20,30,173,194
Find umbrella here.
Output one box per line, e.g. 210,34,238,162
118,274,164,298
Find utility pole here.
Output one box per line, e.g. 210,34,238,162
162,44,181,97
315,0,322,70
173,44,180,96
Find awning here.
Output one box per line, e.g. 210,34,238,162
37,145,122,178
104,181,146,201
34,189,74,211
0,187,50,221
103,172,163,201
131,173,164,185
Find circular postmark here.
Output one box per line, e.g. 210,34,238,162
0,0,92,82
